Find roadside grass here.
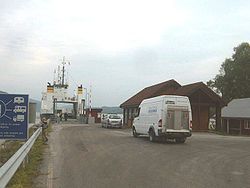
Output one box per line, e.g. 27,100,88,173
0,141,23,168
6,136,45,188
0,122,53,188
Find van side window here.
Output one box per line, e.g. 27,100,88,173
137,108,140,117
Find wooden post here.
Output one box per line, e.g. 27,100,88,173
215,106,221,131
226,119,229,134
123,108,125,126
221,118,223,131
198,92,201,129
239,120,242,135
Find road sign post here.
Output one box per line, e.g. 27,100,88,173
0,94,29,140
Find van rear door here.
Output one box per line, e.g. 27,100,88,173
166,107,189,130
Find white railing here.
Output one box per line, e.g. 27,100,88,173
0,127,42,188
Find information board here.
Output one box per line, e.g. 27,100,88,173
0,94,29,140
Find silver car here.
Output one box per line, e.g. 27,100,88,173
102,114,122,128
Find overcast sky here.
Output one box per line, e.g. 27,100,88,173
0,0,250,106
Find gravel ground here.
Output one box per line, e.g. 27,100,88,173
34,123,250,188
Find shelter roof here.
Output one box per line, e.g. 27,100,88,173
222,98,250,118
120,79,180,108
174,82,225,106
120,80,225,108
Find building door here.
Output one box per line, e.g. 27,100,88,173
191,105,209,131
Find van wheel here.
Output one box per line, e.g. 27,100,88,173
176,138,186,143
132,127,138,137
149,129,156,142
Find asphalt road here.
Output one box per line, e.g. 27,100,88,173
35,123,250,188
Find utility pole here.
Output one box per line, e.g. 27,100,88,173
83,87,88,106
89,85,92,117
62,56,66,86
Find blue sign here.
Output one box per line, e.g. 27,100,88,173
0,94,29,140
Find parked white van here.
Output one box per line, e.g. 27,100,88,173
132,95,192,143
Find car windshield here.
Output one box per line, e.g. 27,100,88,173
109,115,121,119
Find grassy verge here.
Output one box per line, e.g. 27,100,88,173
0,122,52,188
6,136,45,188
0,141,23,168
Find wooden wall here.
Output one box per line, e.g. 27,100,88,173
123,89,220,131
191,105,209,131
189,90,215,131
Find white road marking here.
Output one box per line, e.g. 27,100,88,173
231,171,244,176
112,131,131,136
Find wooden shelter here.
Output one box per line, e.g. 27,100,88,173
222,98,250,135
120,80,225,131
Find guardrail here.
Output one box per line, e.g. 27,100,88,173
0,127,42,188
0,123,36,147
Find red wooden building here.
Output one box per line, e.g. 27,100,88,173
85,108,103,123
120,80,225,131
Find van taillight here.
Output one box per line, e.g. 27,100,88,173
158,119,162,127
190,120,192,129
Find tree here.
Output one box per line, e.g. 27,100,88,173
207,42,250,102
